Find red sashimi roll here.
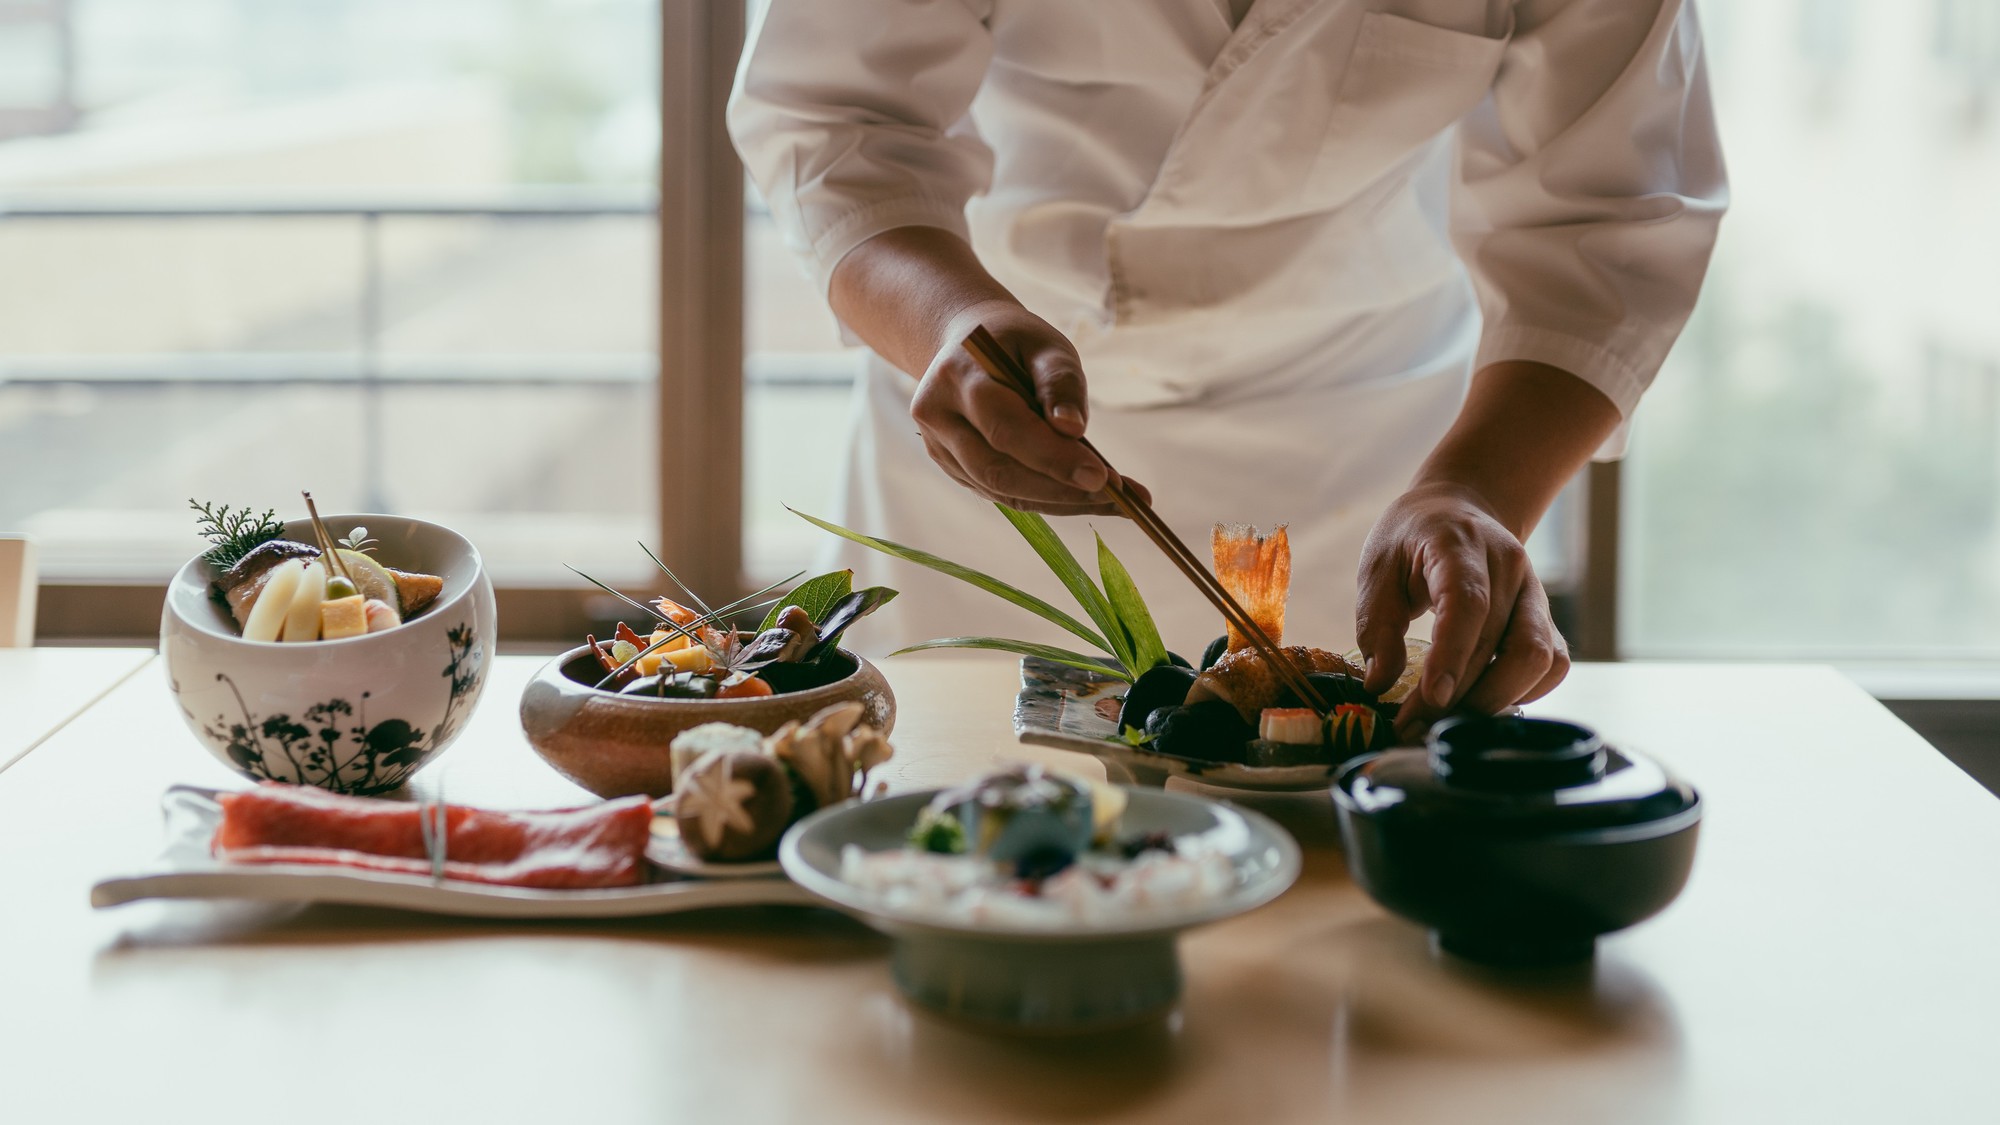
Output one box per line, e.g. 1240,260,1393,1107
213,783,655,889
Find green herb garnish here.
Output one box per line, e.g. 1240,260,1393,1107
907,806,967,854
189,499,284,570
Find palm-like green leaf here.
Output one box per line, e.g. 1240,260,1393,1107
994,506,1131,672
889,636,1134,682
758,569,853,631
1096,532,1169,673
788,507,1110,652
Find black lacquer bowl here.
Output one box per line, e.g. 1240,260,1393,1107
1331,716,1701,966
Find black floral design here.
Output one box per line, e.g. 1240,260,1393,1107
200,623,484,795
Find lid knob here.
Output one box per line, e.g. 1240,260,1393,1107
1426,716,1606,793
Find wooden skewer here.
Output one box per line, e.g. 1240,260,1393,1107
960,326,1329,715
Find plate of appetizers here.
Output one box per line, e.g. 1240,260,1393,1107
90,785,818,919
781,764,1300,1030
792,509,1431,795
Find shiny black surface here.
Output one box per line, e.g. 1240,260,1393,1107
1332,716,1702,966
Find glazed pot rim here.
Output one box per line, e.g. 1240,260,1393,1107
538,640,874,709
164,513,486,650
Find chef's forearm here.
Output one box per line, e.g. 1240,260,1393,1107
829,226,1019,379
1410,361,1624,540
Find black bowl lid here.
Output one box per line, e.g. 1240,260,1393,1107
1334,715,1698,836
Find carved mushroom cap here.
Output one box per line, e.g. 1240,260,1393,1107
674,749,794,862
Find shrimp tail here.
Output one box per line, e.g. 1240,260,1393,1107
1211,523,1290,651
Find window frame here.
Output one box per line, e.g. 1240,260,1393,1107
31,0,750,646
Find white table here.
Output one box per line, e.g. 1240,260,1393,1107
0,647,155,773
0,653,1996,1124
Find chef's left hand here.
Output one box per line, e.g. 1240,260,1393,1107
1355,481,1570,741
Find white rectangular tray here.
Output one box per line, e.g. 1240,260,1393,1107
91,787,816,920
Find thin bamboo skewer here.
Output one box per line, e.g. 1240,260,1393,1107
960,326,1329,714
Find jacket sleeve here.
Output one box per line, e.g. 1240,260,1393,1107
728,0,996,296
1451,0,1728,449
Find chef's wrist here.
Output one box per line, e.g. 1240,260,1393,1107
1396,477,1526,540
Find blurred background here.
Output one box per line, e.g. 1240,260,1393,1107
0,0,1995,773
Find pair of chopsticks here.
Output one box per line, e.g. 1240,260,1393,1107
960,326,1329,715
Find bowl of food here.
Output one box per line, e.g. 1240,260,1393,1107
518,562,897,800
780,765,1301,1032
162,498,495,795
1332,715,1703,966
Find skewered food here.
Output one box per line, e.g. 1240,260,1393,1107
195,495,446,642
570,556,895,700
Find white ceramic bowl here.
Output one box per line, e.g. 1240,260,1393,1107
161,514,496,795
780,787,1300,1031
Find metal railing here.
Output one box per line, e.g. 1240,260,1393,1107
0,191,857,513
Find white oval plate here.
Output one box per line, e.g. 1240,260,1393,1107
646,816,785,879
91,787,811,919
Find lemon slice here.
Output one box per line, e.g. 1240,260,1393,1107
332,549,399,611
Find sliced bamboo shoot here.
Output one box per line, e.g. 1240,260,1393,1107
243,559,307,643
280,561,327,642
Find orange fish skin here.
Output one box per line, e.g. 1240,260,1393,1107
1186,646,1363,724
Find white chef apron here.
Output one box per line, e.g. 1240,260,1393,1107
822,301,1476,662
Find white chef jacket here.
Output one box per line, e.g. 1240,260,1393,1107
731,0,1726,657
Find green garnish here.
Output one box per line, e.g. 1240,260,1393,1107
792,504,1169,682
1118,725,1156,747
189,499,284,570
907,806,967,854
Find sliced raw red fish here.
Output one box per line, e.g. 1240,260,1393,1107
214,783,655,889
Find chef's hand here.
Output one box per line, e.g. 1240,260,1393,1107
829,227,1149,517
1349,360,1624,742
910,299,1149,516
1356,482,1568,740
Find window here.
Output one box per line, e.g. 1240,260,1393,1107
0,0,666,630
1622,0,2000,661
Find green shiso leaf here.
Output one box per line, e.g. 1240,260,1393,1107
888,636,1135,682
788,507,1111,653
1096,531,1169,674
758,568,854,632
803,586,900,662
994,506,1131,673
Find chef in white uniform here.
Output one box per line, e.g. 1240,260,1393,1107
730,0,1725,735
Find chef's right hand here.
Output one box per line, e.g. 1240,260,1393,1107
913,299,1146,516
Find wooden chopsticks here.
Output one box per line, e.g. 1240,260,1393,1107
960,325,1330,715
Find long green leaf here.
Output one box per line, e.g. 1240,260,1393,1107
994,506,1132,672
889,636,1134,682
788,507,1111,653
757,569,853,632
1096,532,1169,673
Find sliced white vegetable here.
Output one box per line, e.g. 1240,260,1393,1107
243,559,307,643
280,560,328,642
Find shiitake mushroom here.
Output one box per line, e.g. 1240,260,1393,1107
1117,664,1198,734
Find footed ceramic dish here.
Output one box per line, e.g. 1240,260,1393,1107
779,785,1300,1032
161,514,496,795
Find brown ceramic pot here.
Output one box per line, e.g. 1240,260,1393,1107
518,642,896,800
